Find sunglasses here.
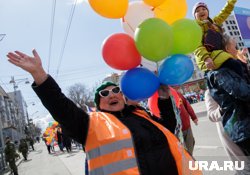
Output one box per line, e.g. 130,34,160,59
99,86,121,97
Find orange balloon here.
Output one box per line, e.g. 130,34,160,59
143,0,166,8
154,0,187,24
89,0,129,19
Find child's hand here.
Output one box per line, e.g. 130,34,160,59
241,48,248,55
205,57,215,70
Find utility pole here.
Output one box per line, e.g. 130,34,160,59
9,76,30,139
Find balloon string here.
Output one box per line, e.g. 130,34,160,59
155,62,159,76
127,21,135,33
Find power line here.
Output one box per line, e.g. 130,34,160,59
47,0,57,73
55,0,78,79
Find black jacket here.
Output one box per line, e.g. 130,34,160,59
206,68,250,142
33,76,178,175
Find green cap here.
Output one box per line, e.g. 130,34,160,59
94,82,117,110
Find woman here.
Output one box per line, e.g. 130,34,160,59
7,49,201,175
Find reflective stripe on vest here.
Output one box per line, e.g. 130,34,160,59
87,138,133,160
90,158,137,175
86,112,140,175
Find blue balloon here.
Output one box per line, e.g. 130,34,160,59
121,68,160,101
158,54,194,85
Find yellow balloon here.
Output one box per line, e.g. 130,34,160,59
143,0,166,8
154,0,187,24
89,0,129,19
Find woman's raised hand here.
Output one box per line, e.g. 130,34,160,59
7,49,48,85
7,49,42,74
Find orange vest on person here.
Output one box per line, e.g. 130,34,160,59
85,109,202,175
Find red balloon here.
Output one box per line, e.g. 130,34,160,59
102,33,141,70
148,91,160,117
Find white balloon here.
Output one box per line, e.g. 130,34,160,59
140,58,158,72
121,1,154,37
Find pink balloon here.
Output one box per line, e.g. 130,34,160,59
102,33,141,70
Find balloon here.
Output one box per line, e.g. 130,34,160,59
143,0,166,7
154,0,187,24
121,68,160,100
134,18,173,62
102,33,141,70
158,54,194,85
140,57,158,72
122,1,154,37
89,0,128,19
51,121,59,128
171,18,202,54
148,91,160,117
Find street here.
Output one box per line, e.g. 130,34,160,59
4,101,239,175
191,102,235,175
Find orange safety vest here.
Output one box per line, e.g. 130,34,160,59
85,109,202,175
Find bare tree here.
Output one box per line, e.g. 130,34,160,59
34,125,42,137
67,83,93,111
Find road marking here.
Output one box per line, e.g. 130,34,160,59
195,145,221,149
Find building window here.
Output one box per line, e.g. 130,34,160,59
227,26,231,30
226,21,228,24
230,21,232,24
233,21,236,24
235,26,238,30
230,32,233,35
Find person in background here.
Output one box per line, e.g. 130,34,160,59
62,129,72,153
18,138,29,161
223,34,250,82
171,88,198,155
4,137,19,175
26,136,34,151
205,90,250,173
56,127,64,152
7,49,201,175
36,136,40,143
43,137,51,154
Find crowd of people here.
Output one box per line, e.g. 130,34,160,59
184,91,205,104
42,125,81,154
4,136,36,175
4,0,250,174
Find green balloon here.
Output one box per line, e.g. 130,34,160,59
171,18,202,55
134,18,173,62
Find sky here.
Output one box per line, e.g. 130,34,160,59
0,0,249,130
